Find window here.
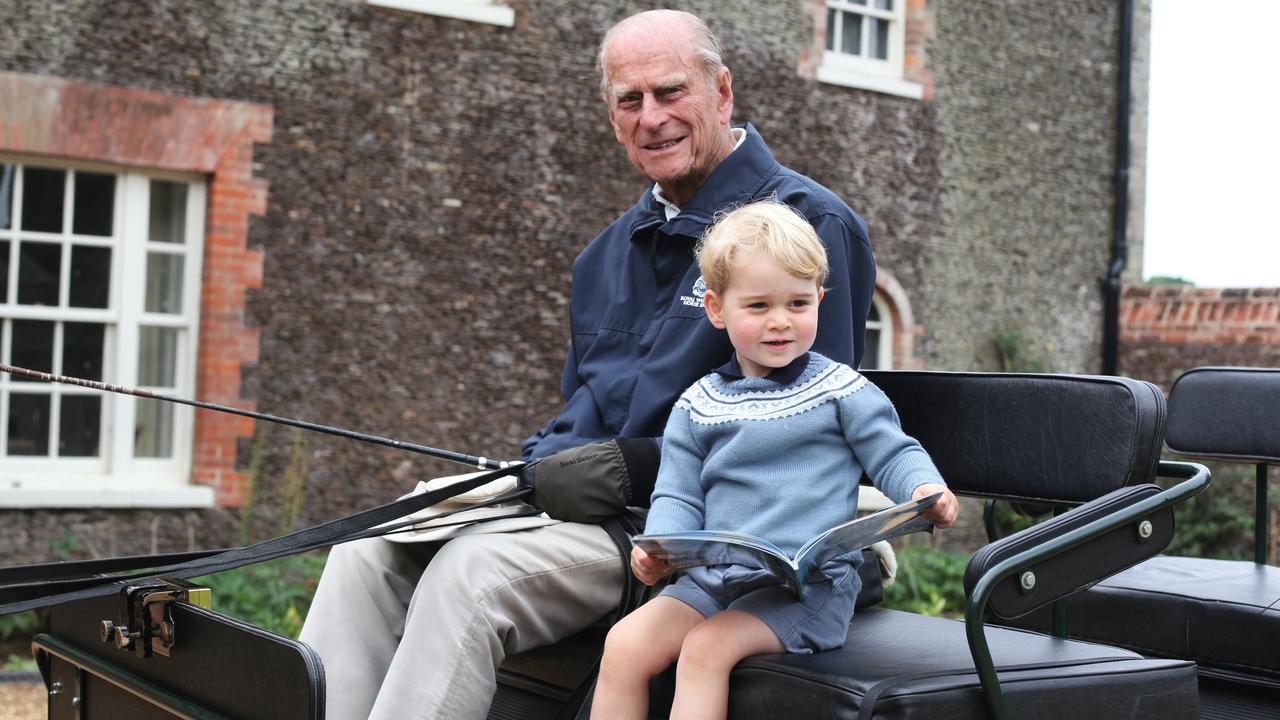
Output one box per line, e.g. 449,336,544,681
367,0,514,27
817,0,923,99
0,158,207,505
859,295,894,370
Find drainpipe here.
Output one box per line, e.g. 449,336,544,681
1102,0,1134,375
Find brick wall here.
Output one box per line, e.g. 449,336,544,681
1120,285,1280,389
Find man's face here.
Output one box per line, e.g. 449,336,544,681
603,32,734,207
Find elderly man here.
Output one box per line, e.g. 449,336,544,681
301,9,882,719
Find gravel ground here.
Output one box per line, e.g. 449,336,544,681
0,681,43,720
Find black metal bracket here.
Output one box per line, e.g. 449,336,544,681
97,578,212,658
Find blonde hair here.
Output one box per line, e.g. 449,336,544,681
696,200,829,294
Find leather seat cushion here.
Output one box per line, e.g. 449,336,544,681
1007,556,1280,684
650,608,1199,719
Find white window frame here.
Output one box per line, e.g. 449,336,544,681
863,292,894,370
857,292,896,511
818,0,923,99
367,0,514,27
0,156,211,508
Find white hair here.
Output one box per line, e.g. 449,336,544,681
596,10,725,99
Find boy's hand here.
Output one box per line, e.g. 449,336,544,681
914,483,959,529
630,545,671,586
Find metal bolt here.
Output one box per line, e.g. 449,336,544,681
1020,571,1036,591
99,620,116,644
1137,520,1153,540
48,681,62,697
113,625,136,650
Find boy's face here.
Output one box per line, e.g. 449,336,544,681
704,248,823,378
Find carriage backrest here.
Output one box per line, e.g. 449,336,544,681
1165,366,1280,464
862,371,1166,505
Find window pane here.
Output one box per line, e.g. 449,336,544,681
826,8,836,51
7,393,50,455
875,0,892,9
0,240,8,301
862,330,881,370
59,395,101,457
64,322,106,381
69,245,111,308
21,167,66,233
149,181,188,245
72,172,116,236
11,319,54,380
17,241,61,306
0,164,13,230
134,397,174,458
871,17,890,60
138,326,178,387
841,11,863,56
145,253,184,314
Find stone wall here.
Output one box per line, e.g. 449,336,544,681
0,0,1142,561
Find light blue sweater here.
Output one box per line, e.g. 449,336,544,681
645,353,945,557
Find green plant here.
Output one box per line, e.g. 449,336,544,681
994,326,1047,373
881,543,968,617
3,653,37,672
0,611,42,642
193,552,327,638
1164,461,1259,560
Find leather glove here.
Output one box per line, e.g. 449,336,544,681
523,438,659,523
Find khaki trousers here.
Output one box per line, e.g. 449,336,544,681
299,521,622,720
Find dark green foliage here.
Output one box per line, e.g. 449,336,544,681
1164,461,1262,560
1145,275,1194,286
994,326,1048,373
0,611,42,642
193,552,327,639
881,542,969,617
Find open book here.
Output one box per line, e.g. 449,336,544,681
632,492,941,597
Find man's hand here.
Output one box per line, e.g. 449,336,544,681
913,483,959,529
630,545,670,586
523,439,660,523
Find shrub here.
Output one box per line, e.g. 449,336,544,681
193,552,327,639
881,542,968,618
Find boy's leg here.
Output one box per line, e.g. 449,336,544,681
592,597,705,720
669,610,784,720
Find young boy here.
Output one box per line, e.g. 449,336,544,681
590,200,959,720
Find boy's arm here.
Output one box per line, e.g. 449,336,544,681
642,405,708,535
840,381,954,518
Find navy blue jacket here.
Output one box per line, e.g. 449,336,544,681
523,124,875,461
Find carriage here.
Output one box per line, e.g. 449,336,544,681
11,365,1280,719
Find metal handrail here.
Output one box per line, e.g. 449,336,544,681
963,460,1211,719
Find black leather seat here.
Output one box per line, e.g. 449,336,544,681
1004,367,1280,710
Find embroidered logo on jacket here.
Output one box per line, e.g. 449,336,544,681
679,276,708,308
677,361,868,424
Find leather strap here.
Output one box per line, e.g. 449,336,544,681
0,464,525,614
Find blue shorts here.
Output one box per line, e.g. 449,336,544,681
658,559,861,654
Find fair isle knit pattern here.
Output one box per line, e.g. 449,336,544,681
678,360,868,425
646,353,945,558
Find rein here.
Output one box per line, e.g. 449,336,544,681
0,364,533,614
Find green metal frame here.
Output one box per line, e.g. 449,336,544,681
962,460,1211,719
1256,463,1271,565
